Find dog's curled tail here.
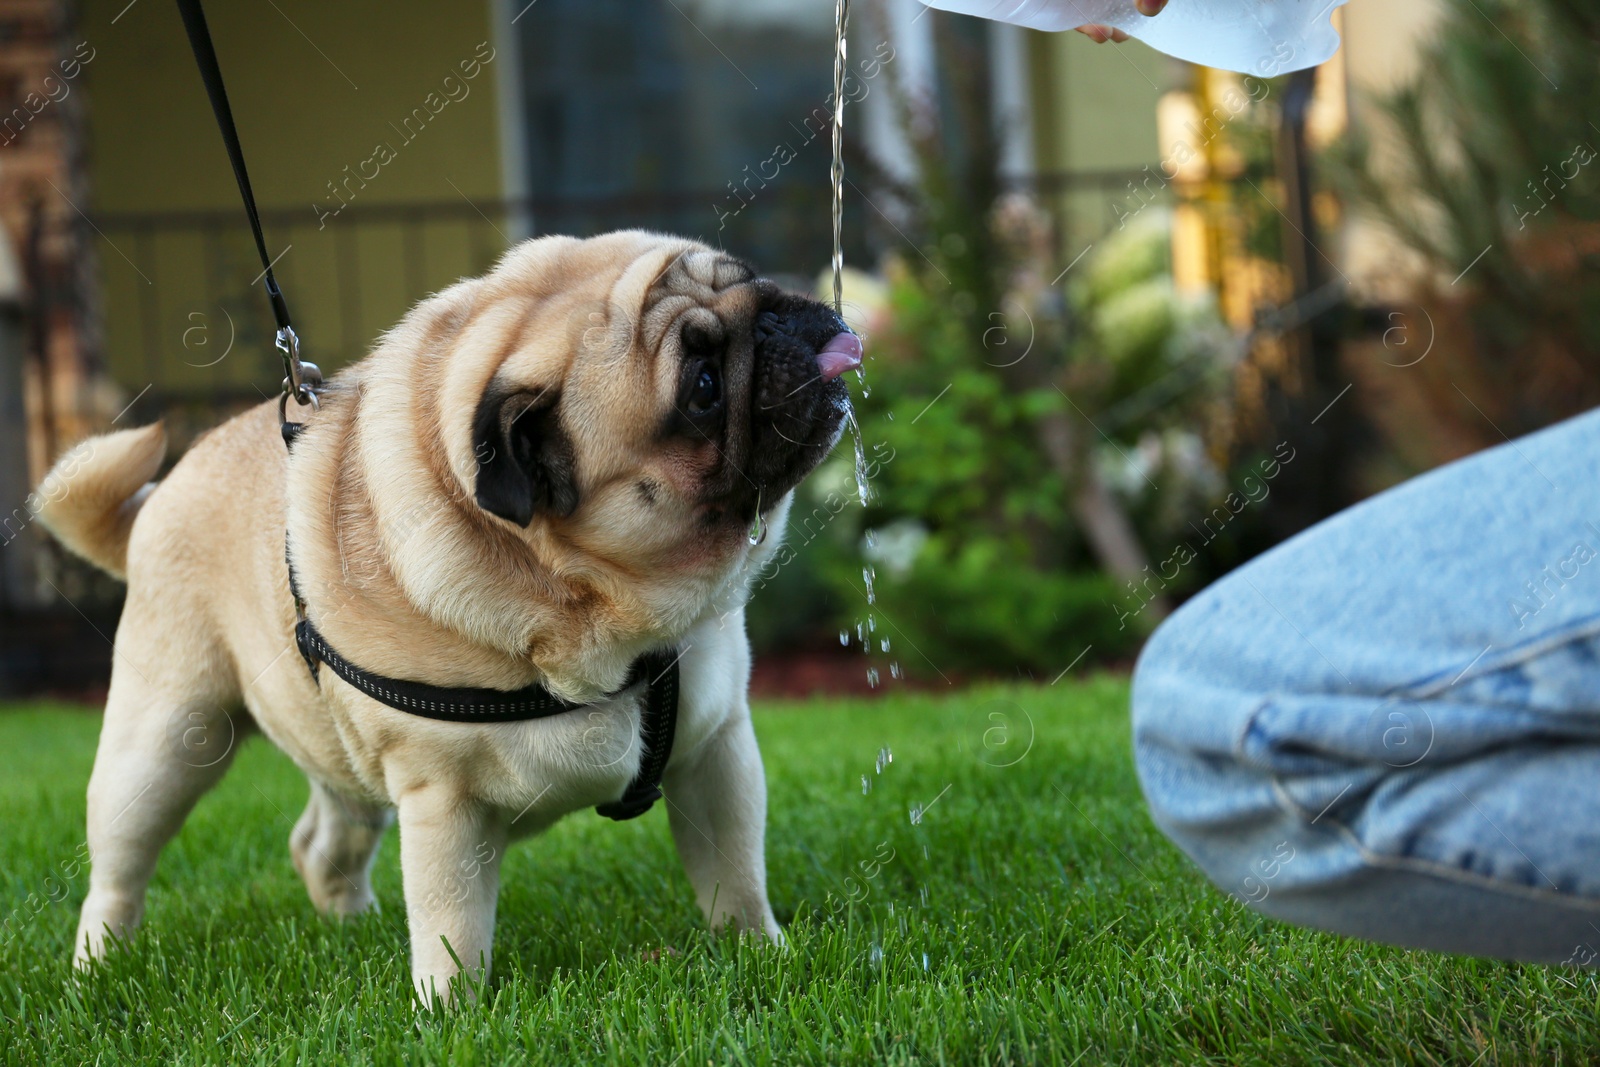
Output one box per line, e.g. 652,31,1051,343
36,423,167,580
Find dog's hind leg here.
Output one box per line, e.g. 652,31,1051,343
73,660,244,967
290,780,391,917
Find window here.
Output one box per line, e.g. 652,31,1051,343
516,0,865,280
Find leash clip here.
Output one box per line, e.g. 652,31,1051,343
277,325,322,445
277,325,322,407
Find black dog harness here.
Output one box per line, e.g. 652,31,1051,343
289,548,680,821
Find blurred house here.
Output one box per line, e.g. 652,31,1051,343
0,0,1438,692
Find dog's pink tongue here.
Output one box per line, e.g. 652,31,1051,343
817,332,863,381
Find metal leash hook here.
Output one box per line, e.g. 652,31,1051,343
276,324,322,444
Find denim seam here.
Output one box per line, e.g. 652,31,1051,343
1254,716,1600,908
1318,811,1600,911
1256,726,1600,910
1236,612,1600,790
1264,777,1600,908
1398,613,1600,700
1230,612,1600,907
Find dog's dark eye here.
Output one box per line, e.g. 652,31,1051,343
686,363,722,416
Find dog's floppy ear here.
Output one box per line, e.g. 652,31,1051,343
471,383,579,526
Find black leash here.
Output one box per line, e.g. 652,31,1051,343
174,0,320,446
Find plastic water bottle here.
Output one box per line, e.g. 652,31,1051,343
918,0,1347,76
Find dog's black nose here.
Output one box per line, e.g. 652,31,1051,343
753,298,859,393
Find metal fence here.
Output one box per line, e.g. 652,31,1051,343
1,166,1172,689
79,169,1164,439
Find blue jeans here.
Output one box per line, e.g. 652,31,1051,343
1133,408,1600,967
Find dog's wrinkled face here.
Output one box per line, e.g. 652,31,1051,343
461,232,860,578
282,231,867,696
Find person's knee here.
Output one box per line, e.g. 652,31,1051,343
1129,600,1196,741
1129,585,1270,789
1129,612,1187,806
1129,590,1319,894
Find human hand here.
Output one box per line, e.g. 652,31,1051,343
1075,0,1168,43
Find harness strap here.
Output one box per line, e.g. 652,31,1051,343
287,545,679,819
594,651,681,821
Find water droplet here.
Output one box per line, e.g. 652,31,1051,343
862,384,872,398
879,638,890,653
886,411,895,421
919,885,929,906
840,630,850,647
869,941,883,967
861,775,872,795
863,566,876,604
922,952,929,971
887,901,894,916
867,668,880,688
890,662,903,680
856,622,866,643
864,529,878,549
867,614,876,633
746,510,766,546
875,746,892,773
909,803,924,825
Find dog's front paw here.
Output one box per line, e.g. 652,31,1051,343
72,888,146,970
708,897,784,946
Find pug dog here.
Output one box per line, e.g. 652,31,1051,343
37,231,863,1003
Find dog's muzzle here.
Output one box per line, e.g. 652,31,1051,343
745,294,857,505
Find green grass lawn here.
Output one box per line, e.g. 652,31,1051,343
1,677,1597,1065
